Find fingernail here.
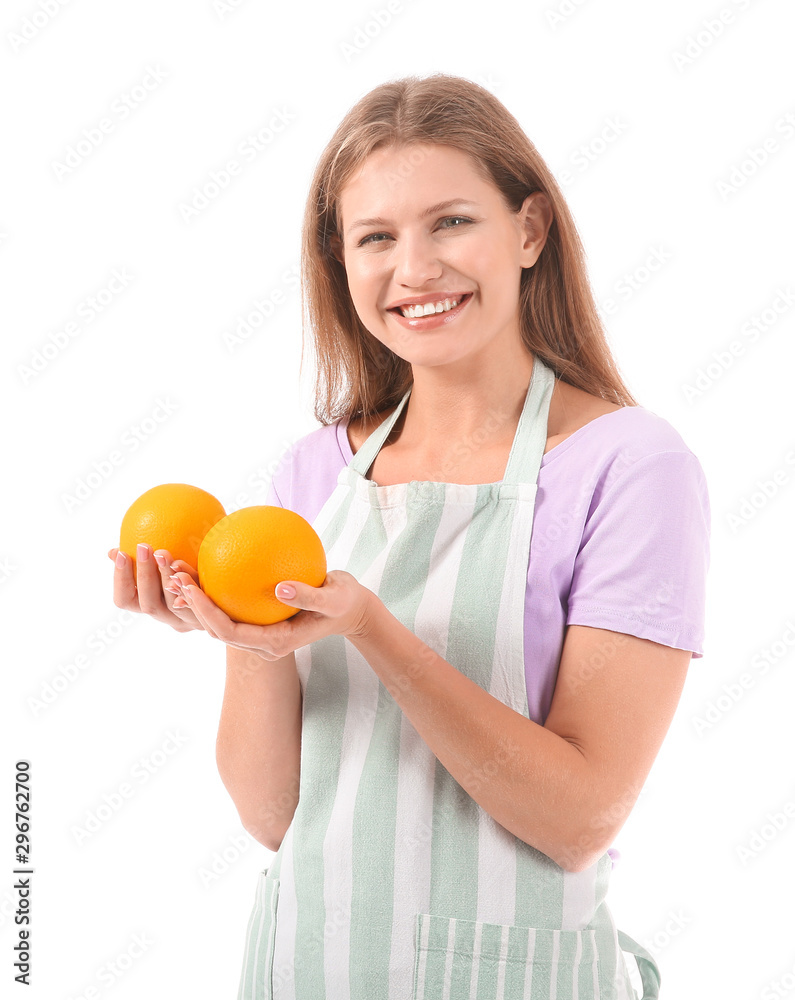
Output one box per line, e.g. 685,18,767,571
182,585,194,602
154,551,167,568
277,583,295,599
169,561,180,571
137,544,150,563
115,551,127,569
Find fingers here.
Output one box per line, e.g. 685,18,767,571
169,575,220,638
153,555,202,631
109,544,201,633
134,544,169,617
169,576,296,656
110,547,139,611
154,551,196,606
153,550,202,626
153,551,199,585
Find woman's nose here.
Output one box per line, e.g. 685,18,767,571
391,233,443,286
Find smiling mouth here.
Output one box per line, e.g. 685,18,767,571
390,293,473,319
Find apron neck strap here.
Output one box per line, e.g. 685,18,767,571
502,355,556,486
348,355,555,484
348,387,412,477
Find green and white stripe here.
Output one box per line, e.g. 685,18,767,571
237,357,658,999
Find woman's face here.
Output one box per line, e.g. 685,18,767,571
335,143,551,373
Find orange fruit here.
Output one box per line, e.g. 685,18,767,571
197,506,326,625
120,483,227,579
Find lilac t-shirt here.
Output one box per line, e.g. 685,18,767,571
264,404,710,726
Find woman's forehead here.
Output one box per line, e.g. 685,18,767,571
337,144,495,228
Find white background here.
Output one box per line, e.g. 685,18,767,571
2,0,794,997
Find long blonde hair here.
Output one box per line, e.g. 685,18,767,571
300,73,637,425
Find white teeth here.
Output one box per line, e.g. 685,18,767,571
400,297,462,318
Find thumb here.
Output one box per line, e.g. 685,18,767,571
277,572,333,608
275,581,300,604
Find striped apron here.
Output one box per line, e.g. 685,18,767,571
238,355,661,999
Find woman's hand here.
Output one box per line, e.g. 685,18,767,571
168,569,376,659
108,544,204,634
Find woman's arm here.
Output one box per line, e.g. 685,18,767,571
347,603,690,873
215,646,302,852
173,571,690,871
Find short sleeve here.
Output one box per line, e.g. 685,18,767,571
262,423,348,525
262,438,303,510
264,475,282,508
566,450,711,658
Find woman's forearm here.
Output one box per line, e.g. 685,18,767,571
348,596,596,871
216,645,302,851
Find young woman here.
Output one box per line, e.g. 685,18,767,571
110,74,710,999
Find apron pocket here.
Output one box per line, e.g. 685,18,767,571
413,913,603,1000
238,869,280,1000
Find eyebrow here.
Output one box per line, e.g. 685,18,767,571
345,199,481,236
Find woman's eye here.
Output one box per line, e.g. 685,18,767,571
355,216,473,248
439,215,473,229
357,232,391,247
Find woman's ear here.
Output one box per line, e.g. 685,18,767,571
329,232,344,264
518,191,553,268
